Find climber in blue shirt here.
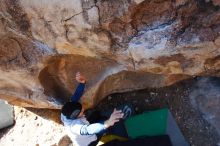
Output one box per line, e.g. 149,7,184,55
61,72,124,146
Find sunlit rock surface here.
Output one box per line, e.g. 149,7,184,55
0,0,220,108
0,106,66,146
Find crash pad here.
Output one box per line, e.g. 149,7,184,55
0,100,14,129
125,108,168,138
124,108,189,146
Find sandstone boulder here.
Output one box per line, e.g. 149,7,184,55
0,0,219,108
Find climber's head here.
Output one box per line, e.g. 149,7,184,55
61,102,83,119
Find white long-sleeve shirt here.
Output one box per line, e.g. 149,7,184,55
61,114,106,146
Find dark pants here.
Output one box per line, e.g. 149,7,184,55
101,135,173,146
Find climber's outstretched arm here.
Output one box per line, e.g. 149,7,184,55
71,72,86,102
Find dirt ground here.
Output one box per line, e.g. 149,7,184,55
0,77,219,146
0,106,65,146
96,77,220,146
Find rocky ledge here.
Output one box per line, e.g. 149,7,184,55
0,0,220,108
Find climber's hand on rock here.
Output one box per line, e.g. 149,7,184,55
104,108,124,129
76,72,86,83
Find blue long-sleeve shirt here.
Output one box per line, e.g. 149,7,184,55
71,83,85,102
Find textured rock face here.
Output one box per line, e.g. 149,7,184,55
189,77,220,136
0,0,220,108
